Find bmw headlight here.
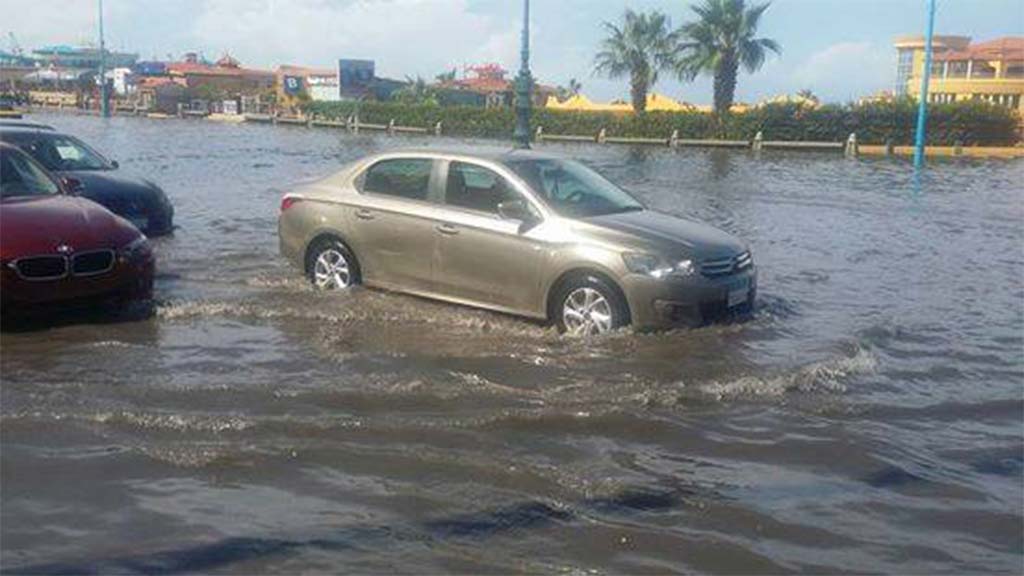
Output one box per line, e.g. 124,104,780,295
118,235,151,263
622,253,694,278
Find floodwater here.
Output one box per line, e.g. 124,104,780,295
1,112,1022,574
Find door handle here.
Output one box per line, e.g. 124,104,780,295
436,223,459,236
355,209,375,220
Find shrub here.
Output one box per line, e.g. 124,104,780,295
301,99,1020,146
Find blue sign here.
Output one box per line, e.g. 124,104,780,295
283,76,303,95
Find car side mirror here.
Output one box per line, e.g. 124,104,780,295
110,160,119,169
61,176,85,195
497,199,540,232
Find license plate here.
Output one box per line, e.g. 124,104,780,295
129,216,148,230
727,279,749,307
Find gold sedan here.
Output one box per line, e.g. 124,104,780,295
278,149,756,334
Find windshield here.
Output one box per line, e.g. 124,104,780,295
1,148,61,198
506,158,644,218
9,133,111,172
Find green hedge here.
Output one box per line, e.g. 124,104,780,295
302,99,1020,146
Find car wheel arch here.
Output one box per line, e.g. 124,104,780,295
544,266,631,325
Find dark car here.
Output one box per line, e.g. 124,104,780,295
0,125,174,236
0,143,155,311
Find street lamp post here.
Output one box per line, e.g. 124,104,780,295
98,0,110,118
912,0,937,169
513,0,532,149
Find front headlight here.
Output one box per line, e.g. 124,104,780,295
118,235,151,263
622,253,694,278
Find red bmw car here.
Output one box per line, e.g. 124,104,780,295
0,142,154,312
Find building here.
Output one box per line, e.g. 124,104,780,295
277,65,339,105
135,76,186,114
166,53,275,96
32,45,137,70
0,50,35,91
894,35,1023,114
438,64,556,108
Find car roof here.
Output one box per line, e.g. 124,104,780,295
0,121,56,132
366,146,566,165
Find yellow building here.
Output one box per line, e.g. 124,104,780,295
894,35,1023,114
545,92,751,114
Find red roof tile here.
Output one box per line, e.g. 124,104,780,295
934,37,1024,61
167,61,274,78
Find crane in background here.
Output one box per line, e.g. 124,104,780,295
7,32,24,56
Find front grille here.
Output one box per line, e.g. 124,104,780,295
71,250,115,276
14,256,68,280
700,251,753,278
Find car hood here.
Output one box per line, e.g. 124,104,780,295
0,195,138,259
62,169,164,204
580,209,746,259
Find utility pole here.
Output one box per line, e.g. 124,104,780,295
913,0,936,169
98,0,110,117
513,0,532,149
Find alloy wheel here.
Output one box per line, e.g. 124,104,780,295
562,287,613,336
312,248,351,290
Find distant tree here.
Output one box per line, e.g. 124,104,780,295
797,88,819,104
593,9,679,113
435,68,457,84
675,0,781,116
393,75,439,106
556,78,584,101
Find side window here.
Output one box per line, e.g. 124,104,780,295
444,161,518,214
361,158,433,201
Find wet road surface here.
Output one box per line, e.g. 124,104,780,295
1,112,1022,574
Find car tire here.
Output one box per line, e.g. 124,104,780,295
307,238,360,290
553,274,629,336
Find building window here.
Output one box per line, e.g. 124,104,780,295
895,49,914,96
1006,62,1024,78
946,60,968,78
971,61,996,78
930,61,945,77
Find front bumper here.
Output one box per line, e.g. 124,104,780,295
623,266,758,330
0,255,154,311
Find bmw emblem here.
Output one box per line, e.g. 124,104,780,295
56,244,73,254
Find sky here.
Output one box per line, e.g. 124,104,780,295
3,0,1023,104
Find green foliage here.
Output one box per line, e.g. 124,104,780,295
302,99,1020,146
392,76,440,106
185,83,229,102
594,9,680,113
675,0,781,116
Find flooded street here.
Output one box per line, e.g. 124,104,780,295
2,112,1022,573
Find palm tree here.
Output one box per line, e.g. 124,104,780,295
435,68,457,84
556,78,584,102
675,0,781,116
393,76,438,106
593,9,679,113
796,88,819,104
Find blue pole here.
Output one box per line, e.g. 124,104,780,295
913,0,936,169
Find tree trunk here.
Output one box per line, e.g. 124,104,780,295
713,53,738,117
631,69,648,113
